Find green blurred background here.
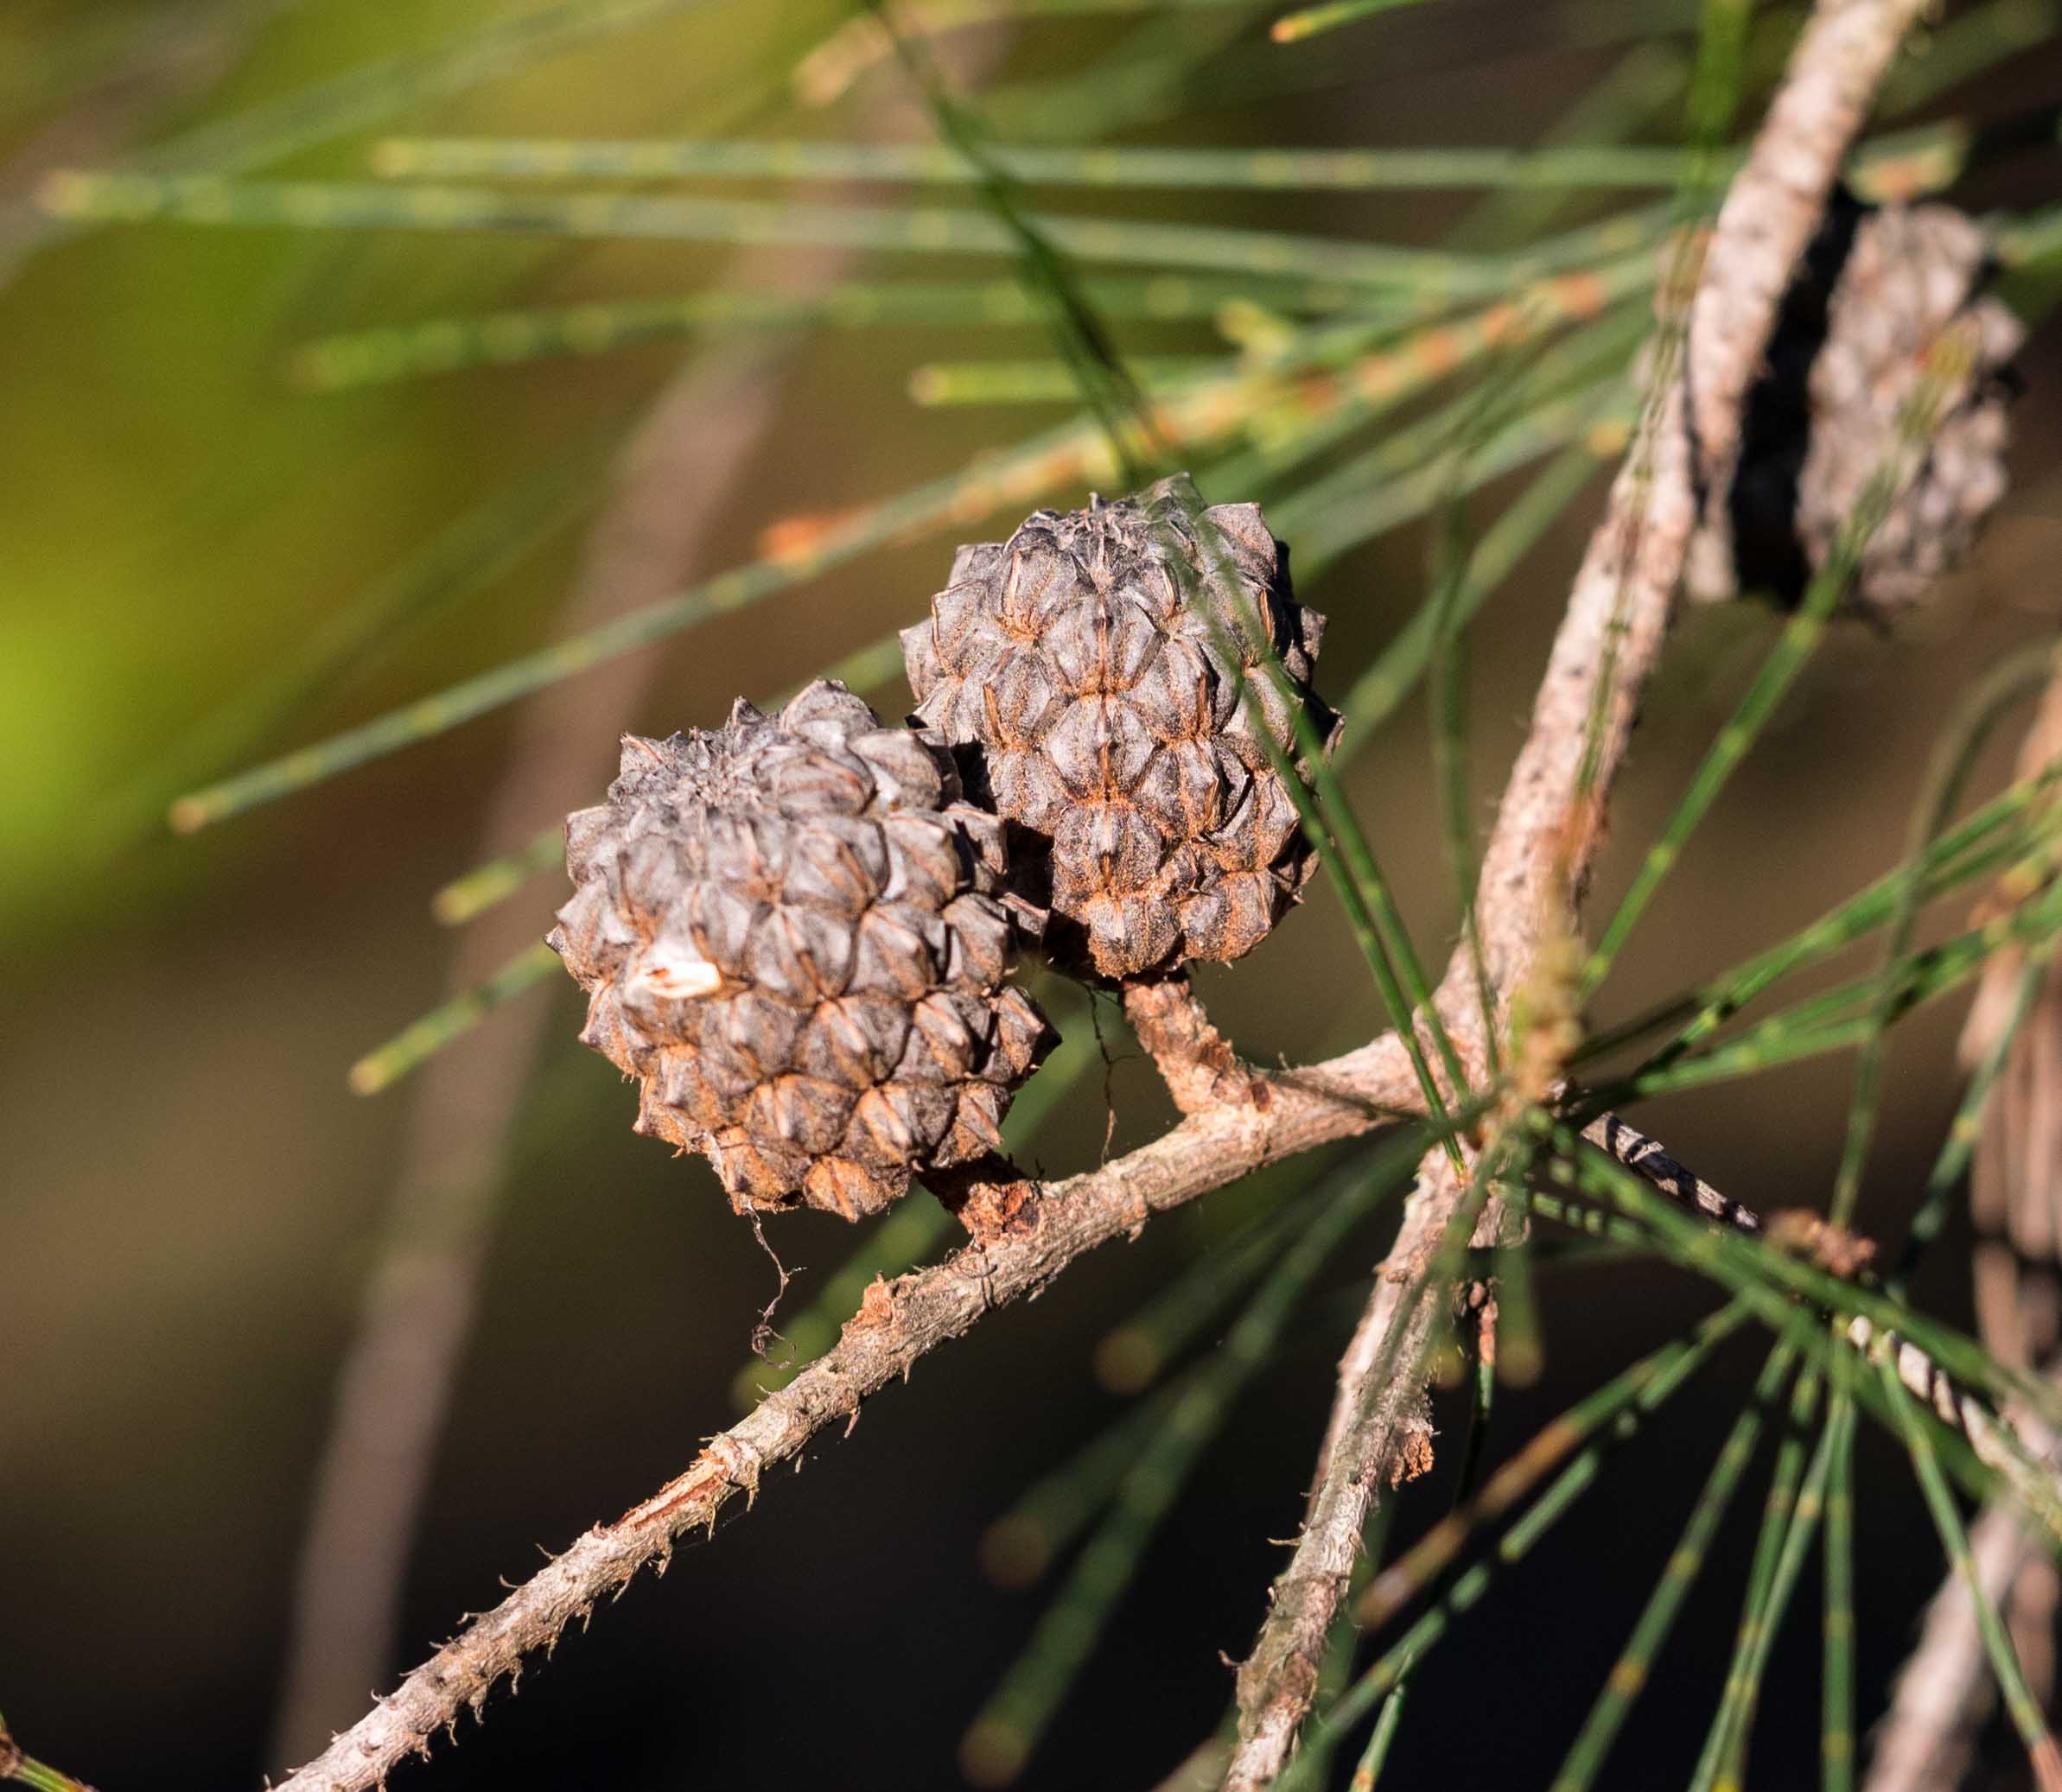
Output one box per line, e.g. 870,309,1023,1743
3,3,2061,1787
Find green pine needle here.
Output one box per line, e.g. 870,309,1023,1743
38,173,1663,301
293,276,1357,392
1829,643,2061,1230
1895,945,2059,1284
1550,1331,1803,1792
347,944,562,1096
1692,1387,1844,1792
1346,1668,1413,1789
1271,0,1434,42
372,133,1696,192
1580,758,2062,1076
1288,1301,1752,1790
1881,1354,2062,1785
1821,1382,1858,1792
1565,1141,2062,1442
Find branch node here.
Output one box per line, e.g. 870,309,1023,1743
1120,971,1263,1114
927,1155,1043,1246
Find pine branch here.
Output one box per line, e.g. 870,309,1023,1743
1226,1147,1473,1781
1122,972,1261,1113
1220,3,1934,1782
264,6,1943,1783
270,1030,1429,1792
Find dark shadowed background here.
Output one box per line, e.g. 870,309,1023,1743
3,2,2062,1788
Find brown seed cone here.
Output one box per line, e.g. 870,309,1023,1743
547,680,1054,1220
1685,193,2023,622
901,472,1336,978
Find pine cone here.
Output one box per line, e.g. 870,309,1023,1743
901,473,1335,979
548,681,1054,1220
1685,194,2023,621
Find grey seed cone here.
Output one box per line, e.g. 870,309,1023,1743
901,472,1336,979
548,680,1054,1220
1686,194,2023,621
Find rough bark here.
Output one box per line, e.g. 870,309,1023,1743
1220,4,1933,1782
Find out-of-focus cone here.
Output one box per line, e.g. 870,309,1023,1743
1684,194,2023,626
